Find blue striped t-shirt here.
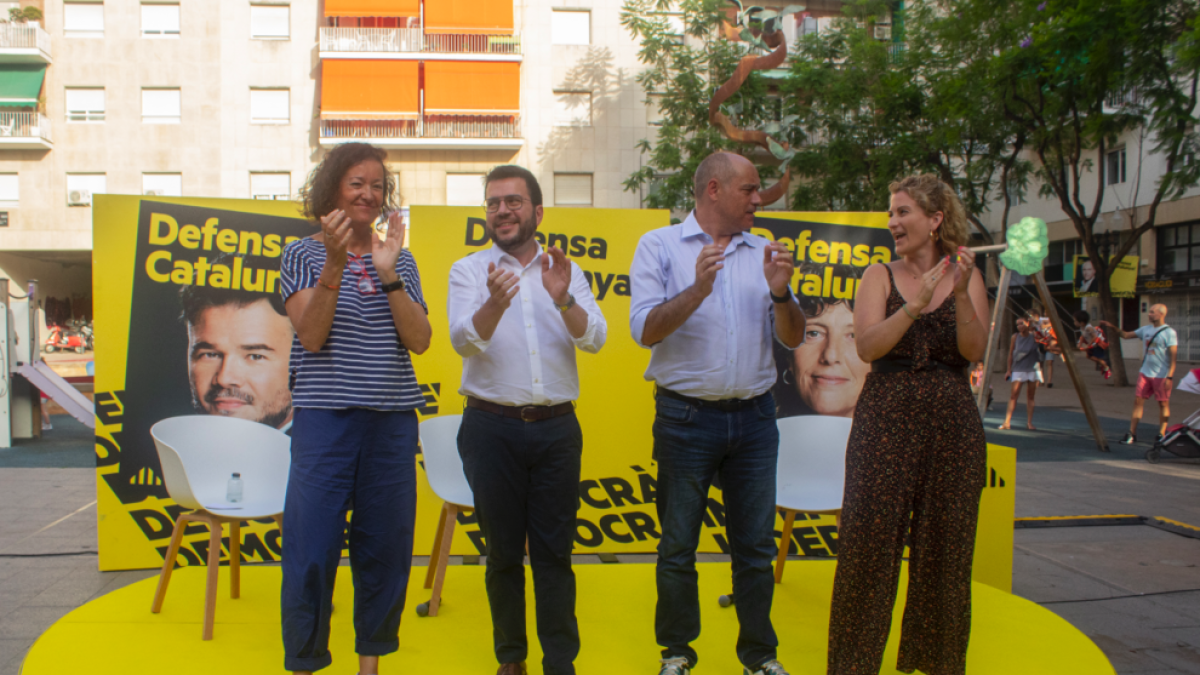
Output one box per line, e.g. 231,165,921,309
280,237,427,411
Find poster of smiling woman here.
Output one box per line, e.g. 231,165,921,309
750,212,894,419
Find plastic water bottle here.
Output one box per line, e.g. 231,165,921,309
226,473,243,504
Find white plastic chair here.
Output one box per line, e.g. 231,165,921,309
148,415,291,640
416,414,474,617
773,414,853,583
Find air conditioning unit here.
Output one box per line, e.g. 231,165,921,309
144,189,165,196
874,25,892,40
67,189,92,206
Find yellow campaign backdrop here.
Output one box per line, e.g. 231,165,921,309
94,195,311,572
408,206,1015,591
93,199,1014,592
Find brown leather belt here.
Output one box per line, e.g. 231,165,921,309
466,396,575,422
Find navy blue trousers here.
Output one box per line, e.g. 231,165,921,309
654,392,780,670
281,408,418,672
458,406,583,675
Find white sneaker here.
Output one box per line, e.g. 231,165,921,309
658,656,690,674
744,659,790,675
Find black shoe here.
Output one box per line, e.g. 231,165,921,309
1120,432,1136,445
1047,382,1053,388
1156,433,1164,443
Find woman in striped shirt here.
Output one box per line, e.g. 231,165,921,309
279,142,431,675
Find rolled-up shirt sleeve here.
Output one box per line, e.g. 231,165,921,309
448,258,490,357
629,235,667,348
569,261,607,353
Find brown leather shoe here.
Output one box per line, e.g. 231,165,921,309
496,663,526,675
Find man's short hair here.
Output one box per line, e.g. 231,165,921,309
484,165,543,207
1073,310,1090,324
180,282,287,326
693,152,740,200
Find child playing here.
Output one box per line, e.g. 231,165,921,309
1074,310,1111,379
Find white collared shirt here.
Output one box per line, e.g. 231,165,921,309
629,211,782,400
449,243,607,406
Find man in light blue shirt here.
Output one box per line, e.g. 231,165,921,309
629,152,805,675
1102,304,1178,443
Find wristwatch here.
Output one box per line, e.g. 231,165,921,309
770,288,793,303
555,294,576,312
381,278,406,294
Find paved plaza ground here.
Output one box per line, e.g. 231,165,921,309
0,356,1197,674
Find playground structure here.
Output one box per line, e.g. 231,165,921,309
0,278,95,448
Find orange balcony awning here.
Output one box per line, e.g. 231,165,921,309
425,0,513,34
321,60,419,119
324,0,420,17
424,62,520,114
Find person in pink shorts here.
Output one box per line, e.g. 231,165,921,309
1101,304,1178,444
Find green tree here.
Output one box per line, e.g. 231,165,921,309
621,0,790,212
972,0,1200,386
784,0,1031,243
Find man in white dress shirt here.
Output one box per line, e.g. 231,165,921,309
448,165,607,675
629,152,805,675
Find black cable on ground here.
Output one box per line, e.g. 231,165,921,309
1039,588,1200,605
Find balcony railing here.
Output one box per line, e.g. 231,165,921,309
320,27,424,53
0,22,52,62
423,33,521,55
0,111,52,143
320,114,520,145
319,27,522,56
0,23,50,51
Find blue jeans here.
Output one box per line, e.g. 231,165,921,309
654,391,780,671
280,408,418,673
458,406,583,675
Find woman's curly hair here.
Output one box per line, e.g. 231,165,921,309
298,143,399,223
889,174,968,257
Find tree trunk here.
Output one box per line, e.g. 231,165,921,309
1098,284,1129,387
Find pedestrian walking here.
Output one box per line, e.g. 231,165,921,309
1101,304,1178,444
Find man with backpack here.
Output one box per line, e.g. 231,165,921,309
1100,304,1178,444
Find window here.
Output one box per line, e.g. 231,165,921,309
1106,147,1127,185
446,174,484,207
0,174,18,205
64,2,105,38
250,88,289,124
250,4,289,39
142,173,182,197
551,10,590,45
653,12,684,43
65,88,105,123
647,93,666,125
553,92,591,127
142,88,181,124
554,173,592,206
250,172,290,200
1157,222,1200,274
66,173,106,206
141,3,180,37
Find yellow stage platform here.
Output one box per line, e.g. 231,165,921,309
21,561,1114,674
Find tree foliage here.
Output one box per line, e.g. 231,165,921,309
968,0,1200,385
621,0,789,212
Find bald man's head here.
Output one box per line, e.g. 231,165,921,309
693,152,744,200
692,151,762,235
1148,304,1168,325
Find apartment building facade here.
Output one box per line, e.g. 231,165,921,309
0,0,678,314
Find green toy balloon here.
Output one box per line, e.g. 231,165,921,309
1000,217,1049,275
